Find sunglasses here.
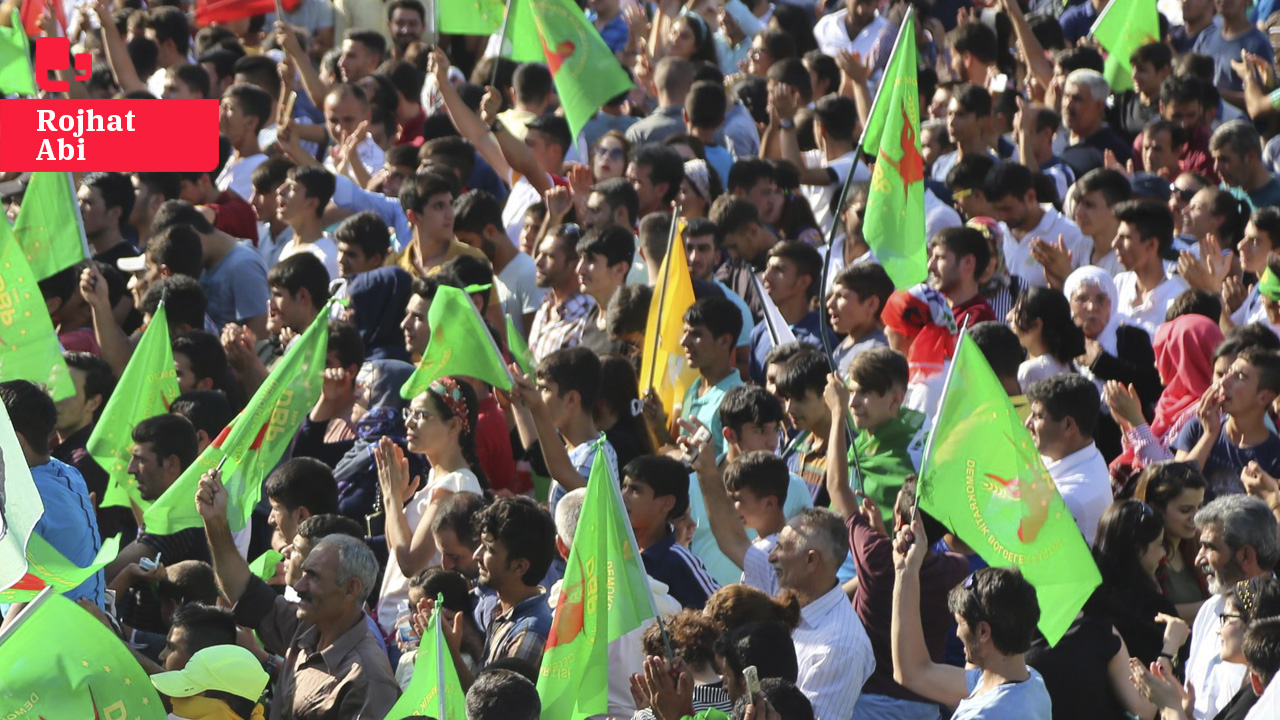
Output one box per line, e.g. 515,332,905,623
1170,184,1196,202
595,146,625,161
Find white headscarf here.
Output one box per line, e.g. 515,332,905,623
1063,266,1121,386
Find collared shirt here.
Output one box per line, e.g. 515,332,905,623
1043,442,1112,543
529,291,595,361
31,458,103,605
233,576,399,720
741,534,780,596
1188,592,1249,719
1114,270,1190,336
793,583,876,720
625,105,686,147
1000,205,1091,289
814,12,889,86
641,530,720,610
481,591,553,669
323,135,384,178
680,372,745,458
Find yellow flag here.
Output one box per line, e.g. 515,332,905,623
639,219,698,425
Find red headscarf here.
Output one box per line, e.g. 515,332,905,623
1150,314,1223,440
881,285,957,382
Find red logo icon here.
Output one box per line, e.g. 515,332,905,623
33,37,92,94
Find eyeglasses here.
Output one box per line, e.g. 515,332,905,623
1170,184,1197,202
402,407,435,423
595,146,625,161
1219,612,1244,625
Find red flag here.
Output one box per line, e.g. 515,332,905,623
19,0,65,36
195,0,300,26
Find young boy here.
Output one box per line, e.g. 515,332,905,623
779,348,840,505
677,297,744,457
1111,199,1188,334
827,263,894,374
509,347,616,517
686,385,813,586
825,347,926,522
1175,347,1280,498
275,166,339,279
621,455,719,610
686,444,791,596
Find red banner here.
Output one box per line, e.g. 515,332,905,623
0,99,220,171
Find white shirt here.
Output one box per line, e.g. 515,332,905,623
324,135,385,179
1246,671,1280,719
497,251,547,332
1043,443,1112,543
1000,205,1091,289
821,234,879,296
801,149,868,236
1114,270,1190,336
1231,285,1267,327
216,153,267,202
814,12,889,86
278,234,340,279
925,187,963,241
1090,248,1126,277
1018,355,1074,393
502,174,546,248
793,583,876,720
742,534,780,596
375,468,483,630
1187,592,1248,719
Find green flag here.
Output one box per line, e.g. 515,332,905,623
385,594,467,720
0,592,167,719
860,10,927,289
438,0,504,35
0,214,74,400
0,397,43,592
0,534,121,603
143,303,331,535
87,302,180,510
12,172,89,281
248,549,284,583
0,11,35,96
506,314,535,376
536,436,657,719
505,0,634,139
1091,0,1159,94
401,285,513,399
917,333,1101,645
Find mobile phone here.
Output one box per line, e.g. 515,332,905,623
744,665,761,697
139,551,161,572
682,425,713,465
104,589,117,617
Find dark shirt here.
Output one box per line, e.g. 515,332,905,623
1059,0,1098,45
122,528,213,632
1172,417,1280,498
578,303,628,357
641,530,720,610
1063,125,1133,178
1026,613,1127,720
747,310,841,384
480,592,554,669
849,512,969,701
715,257,765,325
92,240,141,266
1247,176,1280,209
1108,91,1160,143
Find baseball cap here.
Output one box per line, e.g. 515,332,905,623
151,645,269,701
1129,173,1171,204
117,254,147,273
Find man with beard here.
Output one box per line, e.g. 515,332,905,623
385,0,425,60
1185,495,1279,719
528,224,592,361
454,190,544,336
926,226,995,327
472,496,556,672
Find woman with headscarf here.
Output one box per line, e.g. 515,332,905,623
968,217,1021,322
680,158,722,219
345,267,414,362
880,284,958,416
292,359,424,523
1063,266,1161,463
1106,314,1224,479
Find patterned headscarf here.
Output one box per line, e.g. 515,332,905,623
428,376,471,434
881,284,957,381
684,159,712,204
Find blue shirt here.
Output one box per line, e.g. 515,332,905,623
480,592,554,668
641,530,720,610
586,10,629,55
680,372,745,459
200,243,269,329
952,668,1052,720
31,458,104,605
1059,1,1098,46
704,146,733,190
747,310,841,384
1193,25,1275,92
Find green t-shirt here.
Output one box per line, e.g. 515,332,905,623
849,406,927,522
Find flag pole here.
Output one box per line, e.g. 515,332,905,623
0,586,53,643
909,312,970,523
817,6,915,359
490,0,514,87
67,172,92,262
434,595,447,720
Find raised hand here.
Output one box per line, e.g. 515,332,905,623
1103,381,1146,429
195,467,228,522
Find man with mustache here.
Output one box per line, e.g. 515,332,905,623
1184,495,1279,719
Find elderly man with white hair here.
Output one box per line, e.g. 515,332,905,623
1061,69,1133,178
196,467,400,720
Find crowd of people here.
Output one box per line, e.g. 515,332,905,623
9,0,1280,718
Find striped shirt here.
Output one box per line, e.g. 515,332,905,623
783,430,831,506
794,584,876,720
528,291,595,362
641,530,720,610
481,592,553,670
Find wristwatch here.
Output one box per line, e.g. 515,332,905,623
778,119,795,130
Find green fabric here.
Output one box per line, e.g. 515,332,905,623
87,301,180,510
859,10,927,289
0,214,74,400
1261,267,1280,302
536,436,656,719
401,285,512,399
1091,0,1159,94
0,593,166,718
143,303,331,535
0,11,35,96
438,0,504,34
918,334,1102,645
507,314,535,376
0,394,42,591
851,406,926,524
385,594,467,720
0,534,121,603
506,0,634,140
248,549,284,583
12,172,88,280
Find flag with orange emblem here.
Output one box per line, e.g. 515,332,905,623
536,435,656,719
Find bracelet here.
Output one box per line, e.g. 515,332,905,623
489,120,502,134
778,119,795,130
1158,651,1175,661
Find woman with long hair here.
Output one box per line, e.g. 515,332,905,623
593,355,655,472
1134,461,1210,622
373,375,488,632
592,129,630,183
667,11,720,67
1090,499,1178,665
1009,287,1086,392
